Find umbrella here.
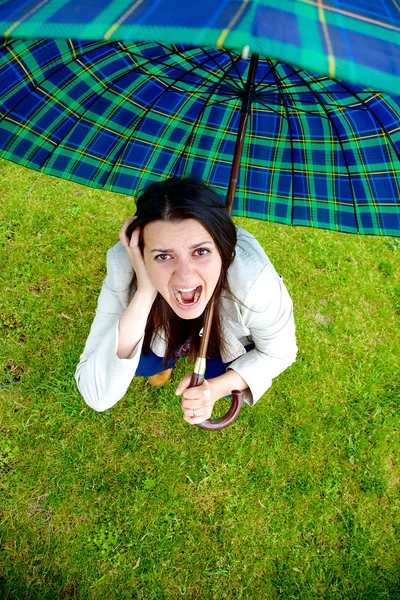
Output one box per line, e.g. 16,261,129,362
1,39,399,236
0,5,399,429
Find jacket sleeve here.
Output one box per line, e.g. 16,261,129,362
74,245,144,412
227,265,297,406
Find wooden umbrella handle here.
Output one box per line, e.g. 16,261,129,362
189,303,245,430
198,389,244,430
191,370,244,431
197,390,244,430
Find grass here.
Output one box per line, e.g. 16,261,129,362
0,158,399,599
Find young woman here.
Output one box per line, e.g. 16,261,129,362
75,177,297,425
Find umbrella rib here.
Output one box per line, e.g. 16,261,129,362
110,73,240,96
263,78,384,96
143,44,242,94
211,95,243,106
284,97,377,111
257,96,331,122
170,44,236,84
107,42,240,98
117,42,239,95
257,88,380,111
257,94,367,121
276,90,382,96
257,98,351,123
258,77,385,105
255,65,312,94
171,69,243,177
256,76,337,95
251,59,276,90
225,48,246,88
256,92,375,117
116,41,193,74
286,65,362,232
280,103,332,120
198,47,244,94
255,99,289,119
121,41,220,80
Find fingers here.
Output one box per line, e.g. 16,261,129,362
126,226,140,251
179,379,215,425
182,403,213,425
124,227,142,264
175,372,192,396
119,216,136,247
123,227,158,300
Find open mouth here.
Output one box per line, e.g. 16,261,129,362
173,285,202,307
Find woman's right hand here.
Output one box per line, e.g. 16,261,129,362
122,223,158,301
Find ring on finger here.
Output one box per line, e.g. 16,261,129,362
192,408,197,418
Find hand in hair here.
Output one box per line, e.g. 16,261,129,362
123,225,158,301
119,215,136,246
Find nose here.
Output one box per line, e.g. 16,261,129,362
173,258,195,281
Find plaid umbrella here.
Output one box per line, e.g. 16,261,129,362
0,38,399,236
0,0,400,95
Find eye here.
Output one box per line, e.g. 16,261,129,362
194,248,210,257
155,253,172,261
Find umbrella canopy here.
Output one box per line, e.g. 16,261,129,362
0,0,400,95
1,39,399,236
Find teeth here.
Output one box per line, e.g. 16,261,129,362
174,287,201,306
174,287,197,293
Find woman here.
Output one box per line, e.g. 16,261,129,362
75,177,297,424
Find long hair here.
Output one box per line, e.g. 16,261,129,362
126,177,237,364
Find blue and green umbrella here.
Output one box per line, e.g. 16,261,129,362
0,38,399,236
0,1,399,236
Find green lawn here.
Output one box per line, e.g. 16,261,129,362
1,158,399,599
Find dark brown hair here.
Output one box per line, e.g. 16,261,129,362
126,177,237,364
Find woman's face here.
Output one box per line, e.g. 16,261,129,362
143,219,222,319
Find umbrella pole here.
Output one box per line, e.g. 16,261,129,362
226,52,259,215
193,53,259,431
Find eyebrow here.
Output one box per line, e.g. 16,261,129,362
150,241,213,254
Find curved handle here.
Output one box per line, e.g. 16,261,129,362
190,372,244,431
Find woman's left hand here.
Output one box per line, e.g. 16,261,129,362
175,373,216,425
